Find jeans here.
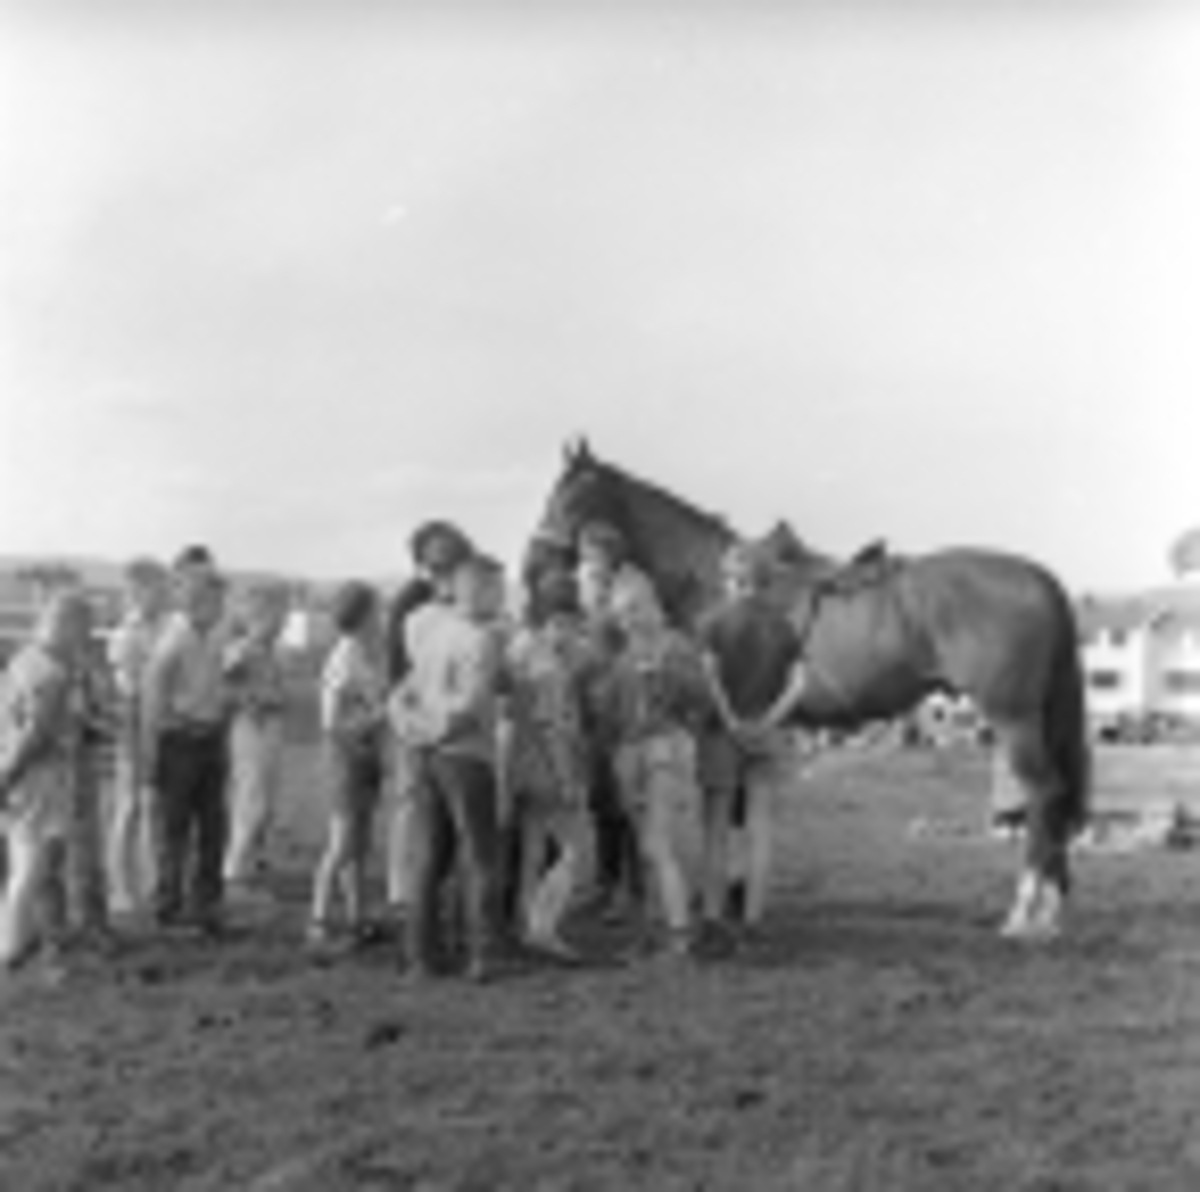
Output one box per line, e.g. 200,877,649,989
405,750,504,970
224,714,285,884
153,727,228,926
587,744,642,905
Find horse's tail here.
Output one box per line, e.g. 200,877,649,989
1044,590,1091,837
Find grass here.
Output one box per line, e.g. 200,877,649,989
3,743,1200,1190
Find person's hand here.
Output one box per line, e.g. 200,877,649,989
734,720,774,757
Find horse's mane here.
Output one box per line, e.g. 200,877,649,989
583,455,733,542
545,442,735,626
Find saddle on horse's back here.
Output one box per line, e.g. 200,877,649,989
824,540,897,594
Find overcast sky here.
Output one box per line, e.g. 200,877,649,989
2,1,1198,589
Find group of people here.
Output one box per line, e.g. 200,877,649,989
0,518,814,986
0,544,291,977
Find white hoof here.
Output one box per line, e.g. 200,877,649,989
1000,913,1061,942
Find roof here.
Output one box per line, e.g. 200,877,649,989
1076,596,1150,637
1077,584,1200,638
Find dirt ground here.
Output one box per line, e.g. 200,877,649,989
5,743,1200,1191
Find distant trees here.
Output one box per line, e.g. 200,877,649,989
15,562,81,600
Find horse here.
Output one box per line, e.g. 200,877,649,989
528,438,1090,941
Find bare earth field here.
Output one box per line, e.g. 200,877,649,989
5,744,1200,1191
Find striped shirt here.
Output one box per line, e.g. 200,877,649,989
144,616,229,733
224,635,287,720
0,642,77,836
320,637,386,742
505,619,595,809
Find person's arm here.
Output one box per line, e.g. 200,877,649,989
438,628,499,739
107,621,141,699
222,635,254,683
693,615,738,733
0,664,71,800
758,659,810,731
386,579,434,686
386,678,434,746
140,638,179,781
756,621,810,732
698,650,739,734
319,650,351,739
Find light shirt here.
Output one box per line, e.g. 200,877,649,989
403,603,502,763
224,635,287,721
107,610,170,700
0,642,77,839
144,616,228,731
320,636,386,740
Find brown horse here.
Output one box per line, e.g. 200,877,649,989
529,439,1090,940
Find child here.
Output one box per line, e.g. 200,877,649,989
382,521,475,921
308,581,387,950
697,541,807,938
599,583,712,959
106,557,171,917
574,521,657,922
222,582,290,896
399,553,511,982
0,591,93,976
51,626,120,948
142,566,231,936
504,569,596,959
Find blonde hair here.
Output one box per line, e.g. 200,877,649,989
124,556,168,588
721,541,774,591
610,580,663,629
244,580,288,615
36,588,93,647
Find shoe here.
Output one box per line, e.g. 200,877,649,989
34,945,70,988
526,934,582,965
305,920,336,948
465,943,524,984
155,908,186,933
352,921,389,948
77,926,122,958
398,960,439,989
191,916,226,943
663,928,697,961
226,880,274,909
465,955,498,984
618,928,659,966
693,919,737,960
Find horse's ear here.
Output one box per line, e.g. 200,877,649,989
578,436,593,462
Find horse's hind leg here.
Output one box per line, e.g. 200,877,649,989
993,721,1070,940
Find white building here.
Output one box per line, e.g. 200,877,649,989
1078,578,1200,726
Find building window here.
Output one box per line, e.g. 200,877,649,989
1088,670,1123,691
1164,670,1200,694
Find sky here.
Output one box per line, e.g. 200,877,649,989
2,0,1199,590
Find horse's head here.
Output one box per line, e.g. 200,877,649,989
536,437,624,550
525,438,735,628
523,437,615,600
